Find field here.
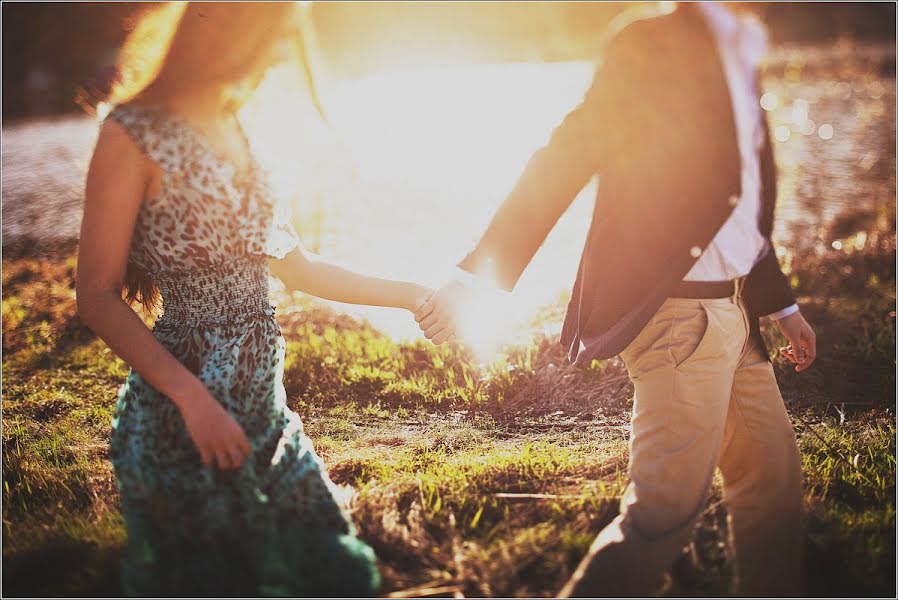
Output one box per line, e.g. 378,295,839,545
2,48,896,597
3,197,895,596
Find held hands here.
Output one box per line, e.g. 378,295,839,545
414,280,466,345
179,388,252,470
775,310,817,372
408,283,436,316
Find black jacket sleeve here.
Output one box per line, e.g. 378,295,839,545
743,245,797,318
742,112,797,319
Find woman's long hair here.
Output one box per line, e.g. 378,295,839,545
104,2,325,309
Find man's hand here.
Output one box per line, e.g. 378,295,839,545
414,280,466,345
775,310,817,372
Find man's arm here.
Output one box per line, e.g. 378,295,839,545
415,26,644,342
746,113,816,371
743,245,796,318
458,31,639,291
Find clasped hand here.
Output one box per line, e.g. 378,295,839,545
413,280,465,345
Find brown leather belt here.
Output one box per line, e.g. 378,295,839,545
671,278,745,299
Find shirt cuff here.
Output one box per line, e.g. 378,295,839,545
766,303,799,320
452,267,488,290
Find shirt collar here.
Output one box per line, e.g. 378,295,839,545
697,2,739,38
696,2,769,66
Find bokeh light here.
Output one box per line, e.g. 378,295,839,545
775,125,792,142
867,80,885,99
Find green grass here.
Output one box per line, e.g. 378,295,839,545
324,425,630,597
2,243,895,597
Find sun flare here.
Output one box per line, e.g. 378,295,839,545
241,57,598,352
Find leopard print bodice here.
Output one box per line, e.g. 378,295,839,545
108,103,299,325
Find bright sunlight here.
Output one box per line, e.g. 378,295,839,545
241,58,599,355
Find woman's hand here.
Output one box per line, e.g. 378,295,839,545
407,283,434,314
179,390,252,470
414,280,467,345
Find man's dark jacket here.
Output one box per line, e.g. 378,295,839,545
458,3,796,365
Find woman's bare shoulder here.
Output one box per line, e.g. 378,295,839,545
93,117,145,163
86,116,156,208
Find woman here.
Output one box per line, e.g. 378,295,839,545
76,3,429,595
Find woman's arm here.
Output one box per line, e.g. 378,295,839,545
76,120,250,470
269,243,431,312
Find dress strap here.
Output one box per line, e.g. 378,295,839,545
105,104,185,174
105,103,301,260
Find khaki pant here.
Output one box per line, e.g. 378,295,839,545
561,296,804,597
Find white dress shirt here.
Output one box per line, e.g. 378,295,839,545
684,2,797,320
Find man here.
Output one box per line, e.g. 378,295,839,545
414,2,815,596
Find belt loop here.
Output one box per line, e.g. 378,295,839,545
732,276,746,304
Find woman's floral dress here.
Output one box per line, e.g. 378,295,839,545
106,104,378,597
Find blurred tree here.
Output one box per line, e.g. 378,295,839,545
2,2,159,119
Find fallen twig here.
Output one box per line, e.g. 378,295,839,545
491,492,586,500
385,584,463,598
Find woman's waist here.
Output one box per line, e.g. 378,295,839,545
150,314,284,375
154,260,275,326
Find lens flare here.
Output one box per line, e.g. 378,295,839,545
240,60,596,350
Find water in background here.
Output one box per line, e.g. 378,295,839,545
3,45,894,340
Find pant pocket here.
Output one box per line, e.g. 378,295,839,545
620,300,679,378
668,302,717,368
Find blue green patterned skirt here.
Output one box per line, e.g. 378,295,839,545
111,310,379,596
